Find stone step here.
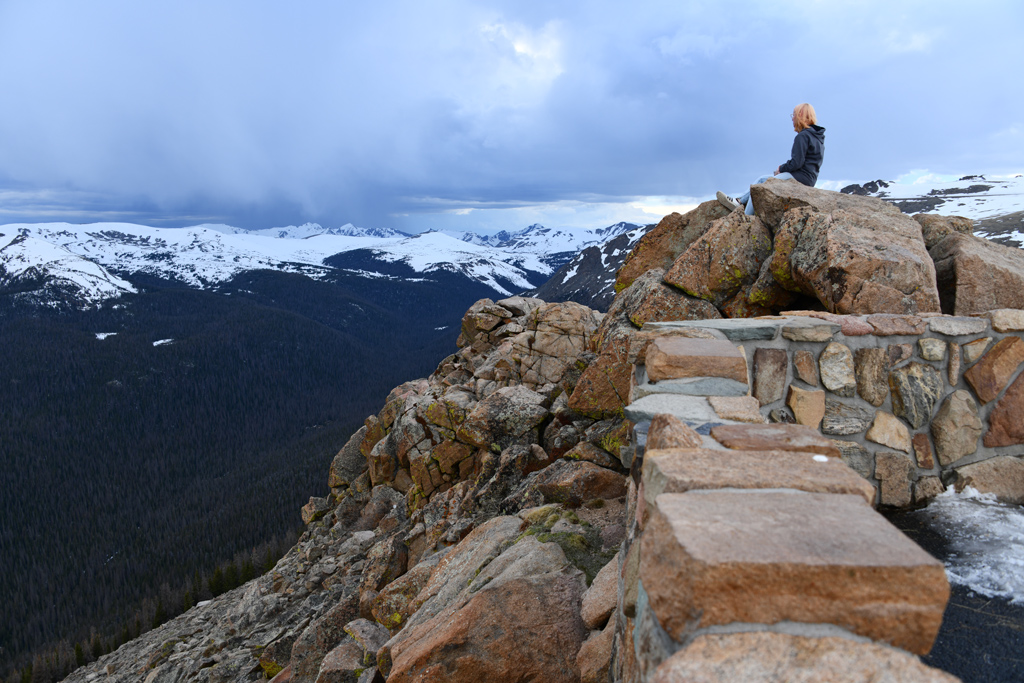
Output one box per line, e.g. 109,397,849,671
644,336,749,384
640,490,948,655
631,375,749,401
625,394,744,425
642,448,875,511
709,423,840,458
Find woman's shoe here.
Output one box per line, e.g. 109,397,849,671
716,191,740,211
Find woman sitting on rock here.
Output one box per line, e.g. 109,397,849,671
718,103,825,215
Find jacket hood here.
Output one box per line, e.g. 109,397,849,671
807,124,825,141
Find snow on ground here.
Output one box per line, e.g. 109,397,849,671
95,333,117,340
868,172,1024,221
153,339,174,346
919,486,1024,604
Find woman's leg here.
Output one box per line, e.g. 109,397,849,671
742,173,794,214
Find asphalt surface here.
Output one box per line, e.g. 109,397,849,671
885,508,1024,682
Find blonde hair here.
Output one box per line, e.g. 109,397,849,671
792,103,817,132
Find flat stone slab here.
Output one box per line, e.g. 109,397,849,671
780,319,840,342
644,319,780,341
709,423,840,458
651,633,959,683
645,336,748,384
640,490,948,654
625,394,721,424
632,376,748,400
928,316,988,336
642,448,876,506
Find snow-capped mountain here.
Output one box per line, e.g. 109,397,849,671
0,231,136,309
840,173,1024,247
0,219,640,310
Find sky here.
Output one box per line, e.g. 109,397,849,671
0,0,1021,234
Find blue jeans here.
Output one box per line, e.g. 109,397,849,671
738,172,794,215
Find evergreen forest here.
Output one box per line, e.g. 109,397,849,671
0,267,498,682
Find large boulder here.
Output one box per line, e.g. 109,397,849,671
456,385,549,451
328,426,369,493
751,179,940,314
615,200,729,291
383,519,588,683
929,232,1024,314
663,211,773,309
607,268,720,330
513,301,602,389
914,213,974,249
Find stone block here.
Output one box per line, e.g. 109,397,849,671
581,552,619,630
984,372,1024,447
954,456,1024,504
708,396,765,423
962,337,992,364
912,433,935,469
829,440,874,479
710,423,839,457
988,308,1024,332
854,347,888,407
645,336,748,384
875,451,914,507
819,342,856,397
867,314,928,336
931,390,982,465
651,633,959,683
786,385,825,429
624,394,722,424
822,398,873,436
781,319,840,342
642,448,876,507
640,490,948,654
647,413,702,450
889,362,943,429
915,477,945,504
793,349,819,386
948,342,961,385
631,375,748,400
964,336,1024,404
644,318,780,341
753,348,788,406
918,338,946,361
888,343,913,367
928,316,989,336
866,411,911,453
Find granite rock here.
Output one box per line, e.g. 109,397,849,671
889,362,943,429
854,347,888,407
819,342,856,397
931,391,982,465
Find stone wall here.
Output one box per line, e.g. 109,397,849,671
609,308,1024,681
628,308,1024,507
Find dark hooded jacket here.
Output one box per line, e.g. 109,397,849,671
779,124,825,186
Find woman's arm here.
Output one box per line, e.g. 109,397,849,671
779,131,809,175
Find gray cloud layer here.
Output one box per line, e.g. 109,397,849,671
0,0,1021,230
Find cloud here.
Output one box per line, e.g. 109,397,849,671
0,0,1020,231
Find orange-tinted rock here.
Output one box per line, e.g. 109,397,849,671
948,342,961,385
793,349,819,386
642,448,875,505
984,372,1024,447
615,201,729,291
370,561,434,632
875,451,914,507
581,553,619,630
522,459,628,508
645,336,747,384
708,395,765,423
663,211,773,307
954,456,1024,504
640,490,948,654
888,343,913,367
914,213,974,249
568,333,632,419
964,336,1024,404
612,268,721,329
753,347,787,406
866,411,911,453
578,619,614,683
932,390,982,464
786,385,825,429
930,233,1024,314
912,433,935,469
867,314,928,336
962,337,992,364
709,423,839,457
752,182,940,314
647,413,702,450
651,632,959,683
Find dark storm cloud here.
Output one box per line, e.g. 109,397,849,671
0,0,1021,231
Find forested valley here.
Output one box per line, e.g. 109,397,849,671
0,267,499,682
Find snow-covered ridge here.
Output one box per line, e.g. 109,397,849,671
841,173,1024,221
0,219,640,307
